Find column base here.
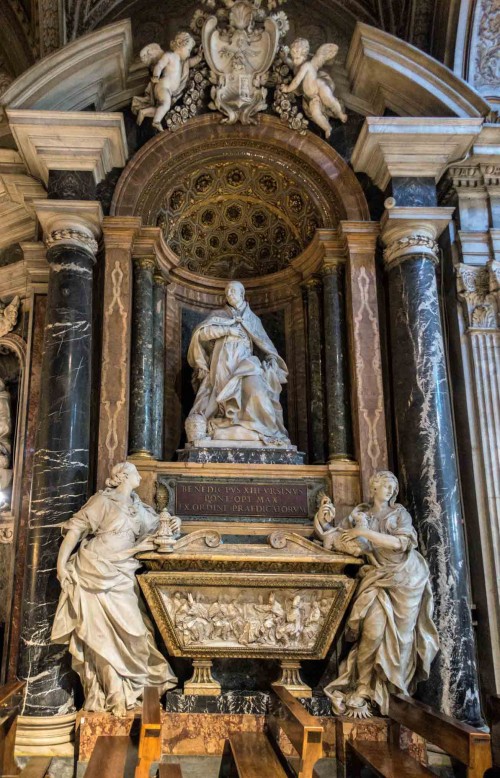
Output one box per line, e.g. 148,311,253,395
184,660,222,696
129,450,155,460
272,661,312,698
15,712,76,757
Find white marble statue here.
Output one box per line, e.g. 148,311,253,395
0,379,13,509
51,462,179,716
132,33,202,131
281,39,347,138
202,0,280,124
0,379,12,458
0,296,20,338
324,471,439,718
185,280,291,447
313,492,369,556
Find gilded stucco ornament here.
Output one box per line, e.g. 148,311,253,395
280,38,347,138
323,470,439,719
202,0,281,124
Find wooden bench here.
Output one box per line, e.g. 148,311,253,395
219,685,324,778
135,686,162,778
158,763,183,777
85,735,134,778
346,693,492,778
488,695,500,768
219,732,289,777
267,685,323,778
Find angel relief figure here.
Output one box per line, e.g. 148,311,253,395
132,33,202,131
281,38,347,138
0,295,19,338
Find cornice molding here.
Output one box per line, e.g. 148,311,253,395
6,110,128,185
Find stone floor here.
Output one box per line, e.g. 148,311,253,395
20,755,338,777
19,753,452,777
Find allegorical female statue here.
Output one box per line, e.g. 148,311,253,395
324,471,439,718
185,280,291,447
51,462,179,716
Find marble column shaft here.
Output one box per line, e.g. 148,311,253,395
322,263,354,461
304,278,326,464
152,273,167,460
129,257,155,457
19,239,96,714
385,238,483,726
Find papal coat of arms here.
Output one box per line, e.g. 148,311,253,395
202,0,279,125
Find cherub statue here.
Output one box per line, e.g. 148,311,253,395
281,38,347,138
132,33,202,131
0,296,20,338
313,492,367,556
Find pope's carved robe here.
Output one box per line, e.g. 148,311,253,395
187,301,290,445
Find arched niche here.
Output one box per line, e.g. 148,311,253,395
112,114,370,458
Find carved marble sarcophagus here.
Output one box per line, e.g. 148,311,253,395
137,530,361,696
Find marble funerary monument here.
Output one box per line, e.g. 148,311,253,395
0,0,498,767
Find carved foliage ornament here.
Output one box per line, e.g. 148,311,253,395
383,235,439,266
46,229,98,255
457,260,500,330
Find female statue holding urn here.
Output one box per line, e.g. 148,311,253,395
51,462,178,716
325,470,439,718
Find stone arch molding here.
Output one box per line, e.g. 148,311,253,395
0,18,490,142
111,113,369,287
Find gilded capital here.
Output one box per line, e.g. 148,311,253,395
153,271,169,287
134,256,156,272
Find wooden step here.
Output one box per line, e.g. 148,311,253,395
219,733,288,778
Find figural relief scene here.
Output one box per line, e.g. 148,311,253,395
0,0,498,774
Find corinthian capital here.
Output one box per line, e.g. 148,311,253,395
456,261,499,330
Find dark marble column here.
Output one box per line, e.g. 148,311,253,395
383,215,483,726
129,257,155,458
303,278,326,464
18,232,98,714
152,272,167,460
322,262,354,462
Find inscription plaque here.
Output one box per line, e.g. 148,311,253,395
157,475,328,525
176,481,309,519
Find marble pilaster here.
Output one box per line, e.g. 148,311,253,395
321,260,354,463
18,204,101,716
97,216,141,488
152,272,167,460
382,206,483,726
455,261,500,696
303,278,326,464
129,256,155,458
340,222,388,499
